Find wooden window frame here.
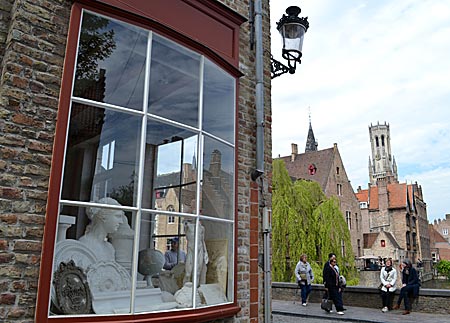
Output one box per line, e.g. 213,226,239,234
35,1,245,322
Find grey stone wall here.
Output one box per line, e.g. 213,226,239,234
0,0,272,322
273,282,450,315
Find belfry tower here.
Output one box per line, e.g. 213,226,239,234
368,122,398,185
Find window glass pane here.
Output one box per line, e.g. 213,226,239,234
136,213,190,312
51,204,136,316
142,118,198,211
148,34,200,127
201,137,234,219
197,219,234,306
203,59,235,143
73,11,148,111
61,103,141,207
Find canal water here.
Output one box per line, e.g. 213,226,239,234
421,279,450,289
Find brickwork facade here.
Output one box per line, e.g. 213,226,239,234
0,1,272,322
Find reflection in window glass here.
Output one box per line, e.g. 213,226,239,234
148,34,200,127
73,11,148,110
203,59,235,143
61,104,141,206
201,136,234,219
51,10,235,318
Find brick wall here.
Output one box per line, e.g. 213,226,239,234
0,0,273,322
0,0,71,321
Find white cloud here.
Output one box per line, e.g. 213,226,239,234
271,0,450,222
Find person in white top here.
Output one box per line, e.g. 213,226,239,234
379,258,397,312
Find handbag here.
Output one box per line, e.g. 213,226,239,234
321,297,332,312
299,273,308,281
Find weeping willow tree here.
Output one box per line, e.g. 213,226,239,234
272,159,357,284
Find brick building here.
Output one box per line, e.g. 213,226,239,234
433,214,450,243
276,122,364,258
356,122,431,265
0,1,274,322
428,224,450,262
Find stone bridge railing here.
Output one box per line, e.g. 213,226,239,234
272,282,450,315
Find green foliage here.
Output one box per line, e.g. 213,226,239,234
435,260,450,279
272,159,358,283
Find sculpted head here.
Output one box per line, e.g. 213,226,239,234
86,197,124,234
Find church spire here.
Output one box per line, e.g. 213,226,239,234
305,108,318,152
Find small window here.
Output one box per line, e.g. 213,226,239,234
381,135,385,147
381,240,386,247
375,136,379,147
336,166,339,174
337,184,343,196
345,211,351,230
443,228,449,236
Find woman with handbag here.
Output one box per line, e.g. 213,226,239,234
379,258,397,312
323,257,345,315
295,254,314,306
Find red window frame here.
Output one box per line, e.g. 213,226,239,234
35,1,245,322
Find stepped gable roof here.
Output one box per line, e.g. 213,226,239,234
278,147,335,190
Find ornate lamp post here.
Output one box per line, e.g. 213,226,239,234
271,6,309,79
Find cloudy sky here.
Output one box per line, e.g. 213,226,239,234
270,0,450,222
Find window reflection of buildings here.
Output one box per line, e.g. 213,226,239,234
153,149,232,255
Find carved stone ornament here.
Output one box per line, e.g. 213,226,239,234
52,260,93,315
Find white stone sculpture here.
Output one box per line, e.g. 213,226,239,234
109,213,135,273
184,221,208,286
52,197,177,314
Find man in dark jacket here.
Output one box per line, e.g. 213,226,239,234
393,259,420,315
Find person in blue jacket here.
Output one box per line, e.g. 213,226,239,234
393,259,420,315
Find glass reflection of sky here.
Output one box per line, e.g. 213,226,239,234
203,59,235,144
148,35,200,128
75,12,148,110
157,137,197,176
145,118,198,175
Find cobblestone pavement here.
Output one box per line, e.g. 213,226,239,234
273,300,450,323
274,313,355,323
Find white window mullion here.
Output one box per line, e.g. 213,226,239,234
129,30,152,314
191,55,205,308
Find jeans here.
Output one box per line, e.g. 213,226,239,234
398,285,416,310
300,283,312,304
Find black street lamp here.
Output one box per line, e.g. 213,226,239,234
271,6,309,79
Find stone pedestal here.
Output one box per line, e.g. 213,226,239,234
57,215,76,242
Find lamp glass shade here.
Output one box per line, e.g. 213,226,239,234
280,22,305,60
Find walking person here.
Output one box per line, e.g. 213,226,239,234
393,259,420,315
295,254,314,306
323,256,345,315
379,258,397,312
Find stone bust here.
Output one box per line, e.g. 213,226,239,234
78,197,124,261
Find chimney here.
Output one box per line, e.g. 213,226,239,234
291,143,298,162
446,214,450,221
357,185,362,192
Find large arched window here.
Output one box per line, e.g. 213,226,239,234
37,2,243,321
